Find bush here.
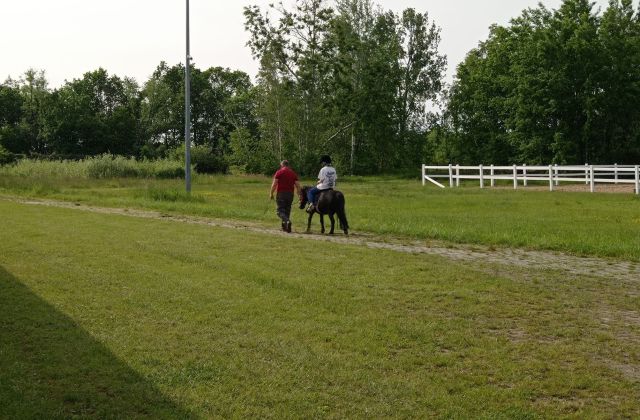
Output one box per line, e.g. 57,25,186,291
190,146,228,174
170,144,229,174
0,145,16,166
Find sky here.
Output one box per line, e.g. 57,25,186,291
0,0,623,88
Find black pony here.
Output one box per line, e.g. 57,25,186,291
299,186,349,235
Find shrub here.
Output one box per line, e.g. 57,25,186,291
191,147,228,174
0,145,16,166
170,144,229,174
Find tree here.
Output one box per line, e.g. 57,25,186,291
45,68,141,156
397,8,446,167
444,0,640,165
0,81,25,154
245,0,446,174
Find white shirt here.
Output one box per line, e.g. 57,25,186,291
317,165,337,189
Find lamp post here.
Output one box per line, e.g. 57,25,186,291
184,0,192,193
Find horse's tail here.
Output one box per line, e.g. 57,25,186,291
336,192,349,234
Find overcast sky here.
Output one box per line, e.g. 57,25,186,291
0,0,622,88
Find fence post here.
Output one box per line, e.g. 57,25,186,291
585,163,589,185
456,164,460,187
554,164,559,186
615,163,618,185
479,164,485,189
421,164,425,186
490,164,495,187
548,165,554,191
513,164,518,189
523,164,528,187
590,165,595,193
635,165,639,195
448,164,453,188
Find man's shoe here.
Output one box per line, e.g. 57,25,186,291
285,221,292,233
306,204,315,214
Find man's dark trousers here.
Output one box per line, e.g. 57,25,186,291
276,191,294,223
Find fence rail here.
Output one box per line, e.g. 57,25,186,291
421,164,640,194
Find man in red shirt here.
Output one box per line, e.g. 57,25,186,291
269,160,301,233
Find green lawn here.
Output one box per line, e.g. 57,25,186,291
1,200,639,418
1,174,639,259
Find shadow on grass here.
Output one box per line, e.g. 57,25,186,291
0,266,194,419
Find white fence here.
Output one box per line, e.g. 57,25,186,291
421,164,640,194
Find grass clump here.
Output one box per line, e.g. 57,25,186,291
140,187,206,203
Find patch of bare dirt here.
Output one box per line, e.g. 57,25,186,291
9,197,640,282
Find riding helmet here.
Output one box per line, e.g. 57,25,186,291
320,155,332,164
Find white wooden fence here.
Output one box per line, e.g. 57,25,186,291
421,164,640,194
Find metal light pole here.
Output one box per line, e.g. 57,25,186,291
184,0,192,193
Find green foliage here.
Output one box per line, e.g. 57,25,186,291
244,0,446,175
170,144,228,174
141,62,259,155
0,145,16,166
229,128,277,175
443,0,640,165
5,0,640,172
190,146,229,174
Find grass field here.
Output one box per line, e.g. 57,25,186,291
1,199,639,418
1,173,639,259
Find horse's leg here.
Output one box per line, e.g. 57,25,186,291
320,214,325,234
329,213,335,234
306,213,313,233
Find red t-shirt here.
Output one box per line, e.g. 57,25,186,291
274,167,299,193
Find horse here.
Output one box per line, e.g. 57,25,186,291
299,186,349,235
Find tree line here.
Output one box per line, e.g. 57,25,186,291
2,0,640,175
436,0,640,165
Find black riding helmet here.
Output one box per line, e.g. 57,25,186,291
320,155,332,164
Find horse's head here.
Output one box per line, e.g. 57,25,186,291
299,186,310,209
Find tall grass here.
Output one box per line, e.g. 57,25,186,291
0,155,186,179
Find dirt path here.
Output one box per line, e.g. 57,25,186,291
9,198,640,282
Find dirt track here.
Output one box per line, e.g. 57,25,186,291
10,198,640,282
